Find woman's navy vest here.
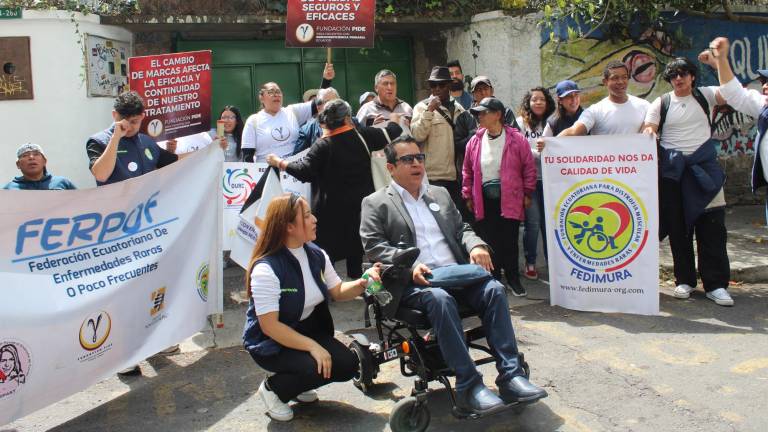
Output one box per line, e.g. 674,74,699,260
242,243,333,356
88,126,162,186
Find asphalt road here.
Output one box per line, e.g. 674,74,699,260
4,280,767,432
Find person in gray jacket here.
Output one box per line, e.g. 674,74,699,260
360,135,547,416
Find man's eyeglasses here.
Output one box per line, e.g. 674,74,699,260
261,89,282,96
428,82,449,88
395,153,426,165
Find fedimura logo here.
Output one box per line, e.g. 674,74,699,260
78,311,113,362
196,263,209,302
222,168,255,207
0,340,31,400
555,179,648,282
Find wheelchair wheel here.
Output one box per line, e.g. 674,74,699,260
390,396,430,432
349,341,374,393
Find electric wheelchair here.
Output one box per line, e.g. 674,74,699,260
348,245,533,432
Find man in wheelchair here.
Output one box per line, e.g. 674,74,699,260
360,135,547,415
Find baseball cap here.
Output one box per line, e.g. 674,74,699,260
16,143,45,159
555,80,580,98
470,97,505,114
470,76,492,92
359,91,376,106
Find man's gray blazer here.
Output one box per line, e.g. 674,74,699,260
360,183,487,267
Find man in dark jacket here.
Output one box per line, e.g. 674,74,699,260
3,143,76,190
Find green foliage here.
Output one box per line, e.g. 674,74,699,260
2,0,138,16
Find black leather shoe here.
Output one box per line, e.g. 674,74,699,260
499,376,548,404
455,382,504,414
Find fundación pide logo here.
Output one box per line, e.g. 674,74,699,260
0,340,31,401
78,311,113,362
555,179,649,282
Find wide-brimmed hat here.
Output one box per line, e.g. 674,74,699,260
555,80,581,98
470,97,505,114
470,76,492,92
359,91,376,105
427,66,452,83
303,88,319,102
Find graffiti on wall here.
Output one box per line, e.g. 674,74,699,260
541,14,768,156
86,34,131,97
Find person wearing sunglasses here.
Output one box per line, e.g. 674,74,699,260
241,64,335,162
244,192,382,422
641,55,732,306
462,97,537,296
361,135,547,415
411,66,467,211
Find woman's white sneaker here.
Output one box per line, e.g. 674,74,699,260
295,389,319,403
673,284,695,299
257,380,293,421
706,288,734,306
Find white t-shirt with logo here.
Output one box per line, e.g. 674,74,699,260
250,247,341,320
517,116,544,179
242,102,313,162
645,86,718,153
577,95,650,135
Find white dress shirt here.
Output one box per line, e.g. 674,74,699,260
391,181,457,268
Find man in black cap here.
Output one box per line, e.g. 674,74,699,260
411,66,466,210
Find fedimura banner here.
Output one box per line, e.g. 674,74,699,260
0,144,223,425
541,134,659,315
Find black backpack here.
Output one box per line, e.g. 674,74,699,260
657,87,714,136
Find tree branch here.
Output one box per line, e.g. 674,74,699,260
682,7,768,24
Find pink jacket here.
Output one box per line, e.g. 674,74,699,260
462,125,537,221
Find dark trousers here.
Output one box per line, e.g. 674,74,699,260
250,308,358,403
430,179,467,220
474,194,521,284
400,278,522,391
660,178,730,291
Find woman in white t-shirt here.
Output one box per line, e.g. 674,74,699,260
243,193,381,422
516,87,555,281
241,82,318,162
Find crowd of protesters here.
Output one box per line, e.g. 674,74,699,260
5,35,766,421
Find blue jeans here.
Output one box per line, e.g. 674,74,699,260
399,278,523,391
523,180,547,265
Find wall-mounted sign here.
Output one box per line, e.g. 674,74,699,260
0,7,22,19
286,0,375,48
0,37,33,101
85,34,131,97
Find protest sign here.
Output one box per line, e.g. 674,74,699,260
128,51,212,141
286,0,375,48
228,150,311,265
0,144,223,425
541,134,659,315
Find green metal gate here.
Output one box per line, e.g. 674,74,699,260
175,38,414,124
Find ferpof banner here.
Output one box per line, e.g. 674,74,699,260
286,0,375,48
542,134,659,315
226,150,311,262
128,50,212,141
0,144,223,425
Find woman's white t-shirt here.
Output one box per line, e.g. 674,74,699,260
645,86,719,153
242,102,314,162
517,116,544,179
250,247,342,320
480,130,505,182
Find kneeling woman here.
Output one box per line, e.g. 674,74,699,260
243,192,380,421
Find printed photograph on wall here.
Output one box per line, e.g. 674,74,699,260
0,36,33,101
85,34,131,97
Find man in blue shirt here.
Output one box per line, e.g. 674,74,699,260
447,60,473,110
3,143,76,190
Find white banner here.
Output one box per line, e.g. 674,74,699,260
0,144,223,425
542,134,659,315
222,150,311,252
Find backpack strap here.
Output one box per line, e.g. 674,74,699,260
658,89,713,136
658,93,671,137
691,87,713,133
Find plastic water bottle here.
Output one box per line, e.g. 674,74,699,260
362,273,392,305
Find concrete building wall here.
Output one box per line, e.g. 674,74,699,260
0,10,132,189
444,11,542,112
